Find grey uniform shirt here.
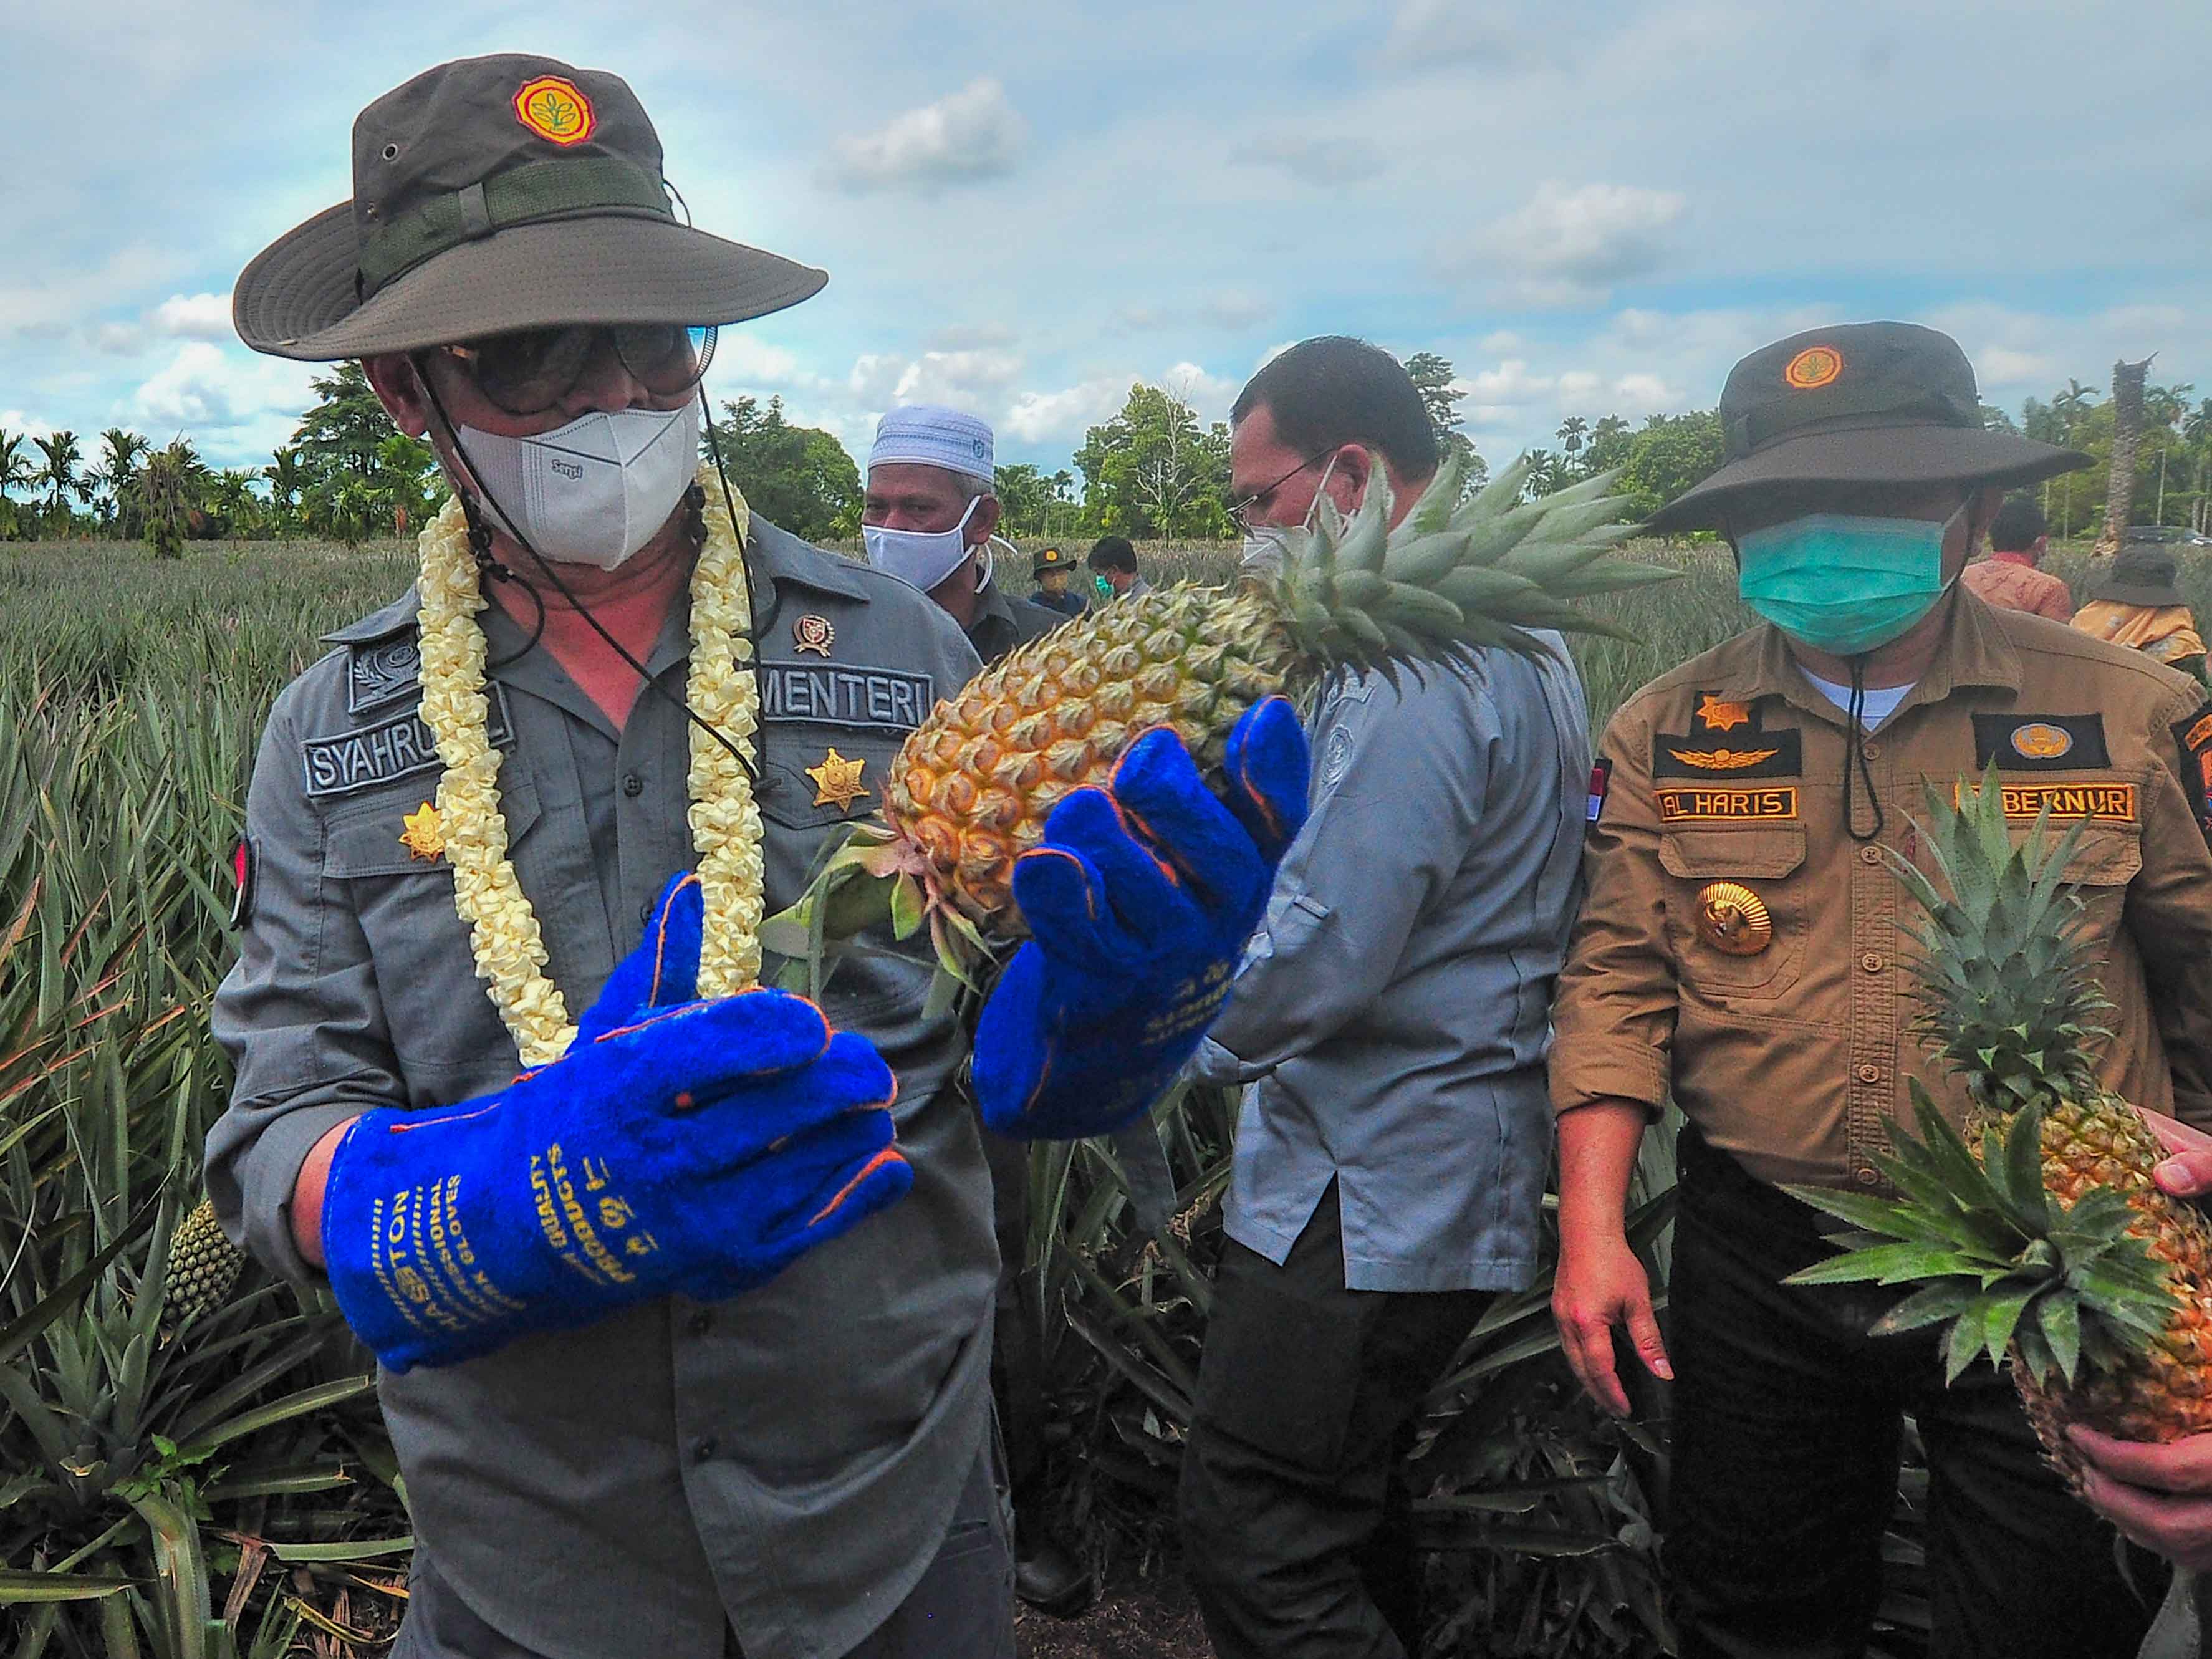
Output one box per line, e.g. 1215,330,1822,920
207,517,997,1659
1192,638,1592,1292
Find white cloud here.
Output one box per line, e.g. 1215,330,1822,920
149,292,233,341
1381,0,1549,69
1230,132,1387,186
1557,370,1602,402
824,77,1028,194
92,322,145,355
1459,359,1556,404
1480,330,1524,352
1612,372,1679,410
849,348,1026,411
1199,288,1275,330
1439,181,1688,307
0,410,55,441
1979,347,2056,388
131,342,311,432
1003,377,1135,444
714,334,805,388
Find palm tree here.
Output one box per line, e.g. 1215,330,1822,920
1557,415,1589,456
136,438,209,560
94,428,149,533
35,430,85,532
264,446,309,533
0,430,31,539
2053,379,2099,445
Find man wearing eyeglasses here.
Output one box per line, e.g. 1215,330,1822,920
205,54,1309,1659
1177,335,1593,1659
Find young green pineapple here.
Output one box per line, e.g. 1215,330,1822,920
1790,771,2212,1485
772,454,1676,985
162,1195,246,1337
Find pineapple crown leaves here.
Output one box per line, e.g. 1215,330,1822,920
1881,766,2115,1112
1267,449,1679,671
1785,1084,2171,1388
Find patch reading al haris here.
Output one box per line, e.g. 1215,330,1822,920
1971,713,2109,771
1657,786,1798,822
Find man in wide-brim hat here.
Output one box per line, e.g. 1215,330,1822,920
207,53,1307,1659
1548,320,2212,1655
2074,543,2210,681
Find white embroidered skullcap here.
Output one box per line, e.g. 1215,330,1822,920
868,405,995,479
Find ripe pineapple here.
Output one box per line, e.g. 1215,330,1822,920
1789,771,2212,1486
771,454,1675,983
162,1195,246,1335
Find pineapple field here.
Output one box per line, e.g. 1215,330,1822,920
1,532,2166,1657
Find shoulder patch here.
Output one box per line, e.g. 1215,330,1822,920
759,663,935,734
1587,759,1612,827
1693,691,1754,734
1972,713,2109,771
304,685,511,800
347,637,423,714
225,836,256,930
2173,701,2212,836
1654,728,1801,779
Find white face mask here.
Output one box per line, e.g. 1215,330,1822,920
456,402,701,571
863,496,983,593
1239,453,1342,576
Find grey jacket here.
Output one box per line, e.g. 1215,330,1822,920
207,517,997,1659
1193,638,1592,1292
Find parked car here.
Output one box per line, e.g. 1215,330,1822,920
2122,524,2212,549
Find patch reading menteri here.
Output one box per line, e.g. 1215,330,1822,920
1954,780,2138,824
1657,786,1799,822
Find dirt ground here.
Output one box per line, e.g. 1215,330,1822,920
1016,1570,1213,1659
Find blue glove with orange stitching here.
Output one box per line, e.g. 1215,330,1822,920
320,873,912,1372
973,697,1310,1140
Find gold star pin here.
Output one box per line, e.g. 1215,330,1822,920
805,748,871,811
400,801,446,862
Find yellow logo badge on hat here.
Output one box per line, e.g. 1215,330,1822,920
514,76,596,146
1784,346,1845,391
2011,722,2074,761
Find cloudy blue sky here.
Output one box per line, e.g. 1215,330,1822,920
7,0,2211,481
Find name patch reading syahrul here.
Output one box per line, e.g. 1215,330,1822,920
1954,780,2138,824
304,686,513,799
760,663,933,733
1657,786,1799,822
1971,713,2110,771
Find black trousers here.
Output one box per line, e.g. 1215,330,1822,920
1667,1127,2163,1659
978,1123,1052,1518
1178,1182,1489,1659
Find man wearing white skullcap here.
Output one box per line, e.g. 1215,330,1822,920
862,405,1061,663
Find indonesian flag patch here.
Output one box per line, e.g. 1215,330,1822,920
226,836,256,931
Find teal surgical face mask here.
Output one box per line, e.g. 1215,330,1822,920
1736,501,1968,656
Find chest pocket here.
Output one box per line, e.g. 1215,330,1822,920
322,778,544,1076
1658,825,1809,999
2021,822,2142,939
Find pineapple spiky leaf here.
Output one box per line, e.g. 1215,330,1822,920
1787,1094,2170,1390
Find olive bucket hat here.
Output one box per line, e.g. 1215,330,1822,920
2089,545,2190,609
1645,322,2089,534
234,54,827,360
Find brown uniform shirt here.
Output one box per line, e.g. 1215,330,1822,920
1551,590,2212,1193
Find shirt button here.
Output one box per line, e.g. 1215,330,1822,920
1859,846,1883,866
691,1437,718,1464
1860,951,1884,973
622,772,644,797
1855,1167,1880,1186
1856,1064,1880,1084
1861,741,1881,761
640,900,654,925
688,1310,713,1337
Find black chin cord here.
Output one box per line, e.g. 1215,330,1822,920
1842,655,1886,844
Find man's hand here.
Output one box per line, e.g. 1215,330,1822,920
2139,1107,2212,1200
2072,1426,2212,1570
972,698,1309,1140
320,873,913,1372
1552,1229,1673,1418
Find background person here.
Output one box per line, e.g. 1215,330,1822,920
861,405,1060,663
2074,542,2210,681
1548,321,2212,1657
208,55,1304,1659
1176,335,1592,1659
1961,491,2074,620
1029,544,1086,617
1086,534,1146,599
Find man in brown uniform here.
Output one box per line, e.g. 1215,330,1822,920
1549,322,2212,1658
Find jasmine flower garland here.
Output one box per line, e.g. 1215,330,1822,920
414,466,764,1067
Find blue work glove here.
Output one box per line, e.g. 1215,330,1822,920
973,696,1310,1140
321,873,913,1372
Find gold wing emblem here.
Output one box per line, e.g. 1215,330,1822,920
1668,746,1780,771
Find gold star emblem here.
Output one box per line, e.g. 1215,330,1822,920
805,748,871,811
399,802,446,862
1696,695,1751,733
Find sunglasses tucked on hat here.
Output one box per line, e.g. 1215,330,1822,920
234,54,825,361
1645,322,2090,535
2090,544,2190,610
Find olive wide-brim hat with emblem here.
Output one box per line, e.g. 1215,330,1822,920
1644,322,2089,535
234,54,826,361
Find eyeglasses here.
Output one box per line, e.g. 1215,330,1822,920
434,323,718,417
1228,448,1337,532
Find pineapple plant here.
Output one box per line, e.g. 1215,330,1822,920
1787,771,2212,1488
767,454,1676,986
161,1195,247,1335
